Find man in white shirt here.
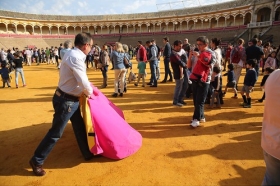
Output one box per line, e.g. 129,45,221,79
24,49,32,66
29,33,95,176
0,48,7,63
261,69,280,185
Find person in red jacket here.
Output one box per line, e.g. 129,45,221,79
136,41,147,63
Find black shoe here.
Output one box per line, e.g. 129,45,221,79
168,79,173,82
119,93,123,97
179,101,187,105
124,87,127,93
84,154,102,161
257,99,263,103
161,80,167,83
29,160,46,176
112,93,118,97
134,83,138,86
150,85,157,87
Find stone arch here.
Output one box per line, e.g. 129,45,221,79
142,22,150,32
244,12,252,25
50,25,58,35
225,15,234,26
16,24,24,34
67,26,75,35
75,25,82,33
88,25,95,34
81,25,88,33
275,5,280,21
188,20,195,30
218,16,226,27
7,23,16,34
0,22,7,33
41,25,49,34
194,18,203,29
235,13,244,26
210,17,217,28
115,24,122,33
256,7,271,22
34,25,41,34
59,25,67,35
25,24,33,34
156,22,161,32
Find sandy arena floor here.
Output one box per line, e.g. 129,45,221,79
0,59,266,186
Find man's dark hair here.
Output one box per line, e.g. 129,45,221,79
213,66,221,74
163,37,169,42
251,38,258,45
173,40,182,46
265,67,274,74
211,38,221,46
138,41,142,44
151,39,155,42
228,63,234,71
74,32,92,47
146,40,151,44
197,36,209,44
246,59,257,67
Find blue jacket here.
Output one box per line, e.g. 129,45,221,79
111,51,125,69
244,69,257,86
0,67,10,79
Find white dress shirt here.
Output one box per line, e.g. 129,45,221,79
58,47,93,97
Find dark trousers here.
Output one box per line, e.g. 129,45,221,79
31,93,92,165
163,58,172,81
149,60,157,86
192,81,209,121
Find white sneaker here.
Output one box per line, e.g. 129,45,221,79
190,118,206,123
191,119,200,128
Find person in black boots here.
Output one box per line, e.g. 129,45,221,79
240,59,257,108
161,37,173,83
257,67,274,103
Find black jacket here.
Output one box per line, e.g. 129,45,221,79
170,50,187,80
163,42,171,58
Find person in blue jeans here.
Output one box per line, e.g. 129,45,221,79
146,40,158,87
29,33,96,176
170,40,188,107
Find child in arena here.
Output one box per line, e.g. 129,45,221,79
0,63,11,88
240,59,257,108
264,51,277,70
134,61,146,87
208,66,222,109
223,63,238,98
257,67,274,103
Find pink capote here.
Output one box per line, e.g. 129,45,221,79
87,85,142,160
